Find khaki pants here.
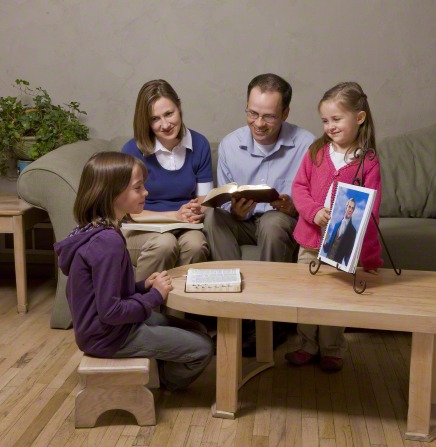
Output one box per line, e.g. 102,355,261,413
296,246,347,357
123,229,209,281
203,208,298,262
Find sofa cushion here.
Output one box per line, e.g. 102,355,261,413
378,124,436,218
379,218,436,271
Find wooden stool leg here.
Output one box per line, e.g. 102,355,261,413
147,358,160,389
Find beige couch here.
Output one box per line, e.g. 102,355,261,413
18,125,436,328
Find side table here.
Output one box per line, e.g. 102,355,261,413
0,194,49,312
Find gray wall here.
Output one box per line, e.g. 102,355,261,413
1,0,435,148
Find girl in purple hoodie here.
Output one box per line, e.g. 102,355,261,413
54,152,213,391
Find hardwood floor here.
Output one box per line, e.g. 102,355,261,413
0,278,431,446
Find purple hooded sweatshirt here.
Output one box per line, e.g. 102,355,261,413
54,225,163,357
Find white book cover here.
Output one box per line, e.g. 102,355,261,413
185,268,241,292
318,182,377,274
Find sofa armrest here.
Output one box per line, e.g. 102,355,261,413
17,139,115,329
17,139,112,241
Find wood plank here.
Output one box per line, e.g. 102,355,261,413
348,333,385,445
253,369,273,436
315,366,335,441
329,371,353,447
285,364,302,447
358,333,405,447
341,347,371,447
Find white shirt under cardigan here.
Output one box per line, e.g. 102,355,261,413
153,129,214,197
324,143,355,208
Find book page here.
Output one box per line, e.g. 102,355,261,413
202,183,238,201
236,184,272,191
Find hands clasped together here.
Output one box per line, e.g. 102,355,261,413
144,271,173,299
176,198,204,223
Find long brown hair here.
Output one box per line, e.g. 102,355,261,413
309,82,376,164
133,79,186,155
74,152,147,228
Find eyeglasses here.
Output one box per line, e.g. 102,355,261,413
245,109,279,124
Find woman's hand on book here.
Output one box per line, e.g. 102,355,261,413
151,271,173,299
231,197,256,219
314,208,331,227
271,194,297,217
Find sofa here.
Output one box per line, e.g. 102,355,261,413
17,124,436,329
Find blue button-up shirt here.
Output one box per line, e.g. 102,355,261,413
218,122,315,217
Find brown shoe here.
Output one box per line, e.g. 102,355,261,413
285,349,315,366
320,356,343,371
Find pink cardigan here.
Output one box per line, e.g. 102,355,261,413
292,145,383,270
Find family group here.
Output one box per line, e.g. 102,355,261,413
54,73,383,390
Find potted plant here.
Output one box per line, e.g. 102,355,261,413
0,79,89,176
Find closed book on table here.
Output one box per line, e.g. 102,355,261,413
185,268,242,292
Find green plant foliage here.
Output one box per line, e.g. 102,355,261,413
0,79,89,176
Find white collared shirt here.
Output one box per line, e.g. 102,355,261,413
153,129,193,170
153,129,213,196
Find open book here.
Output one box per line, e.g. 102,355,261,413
185,268,242,292
318,182,377,274
201,183,280,208
122,212,203,233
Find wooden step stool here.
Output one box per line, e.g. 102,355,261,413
75,355,160,428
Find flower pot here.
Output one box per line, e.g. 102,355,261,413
13,136,37,161
17,159,33,175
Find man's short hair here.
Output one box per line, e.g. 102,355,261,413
247,73,292,111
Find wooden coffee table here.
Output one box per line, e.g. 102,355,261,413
167,260,436,442
0,194,48,312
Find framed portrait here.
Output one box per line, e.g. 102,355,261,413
319,182,377,273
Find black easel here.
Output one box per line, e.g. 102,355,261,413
309,146,401,294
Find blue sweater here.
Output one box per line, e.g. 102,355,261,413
121,129,213,211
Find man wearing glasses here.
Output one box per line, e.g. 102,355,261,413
203,73,314,355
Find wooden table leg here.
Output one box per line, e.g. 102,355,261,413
406,332,436,441
212,317,240,419
255,320,274,363
12,214,28,313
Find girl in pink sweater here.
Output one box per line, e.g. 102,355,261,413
285,82,383,371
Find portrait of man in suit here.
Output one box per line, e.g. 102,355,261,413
322,198,357,266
